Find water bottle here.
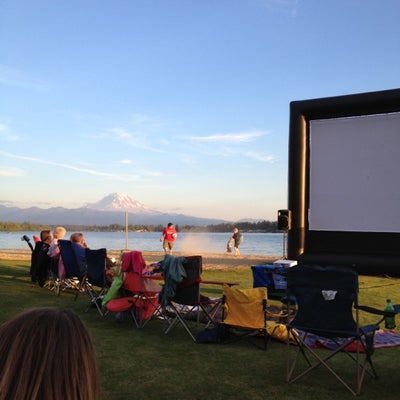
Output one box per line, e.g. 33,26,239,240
384,299,396,330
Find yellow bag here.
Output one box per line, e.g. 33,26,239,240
267,323,298,343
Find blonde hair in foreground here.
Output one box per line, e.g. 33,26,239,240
0,307,100,400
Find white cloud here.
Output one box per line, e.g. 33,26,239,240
243,151,278,163
0,123,20,142
94,127,163,153
0,167,26,177
142,170,163,177
181,129,276,163
0,151,140,181
179,154,197,166
207,146,277,163
257,0,298,16
188,130,268,143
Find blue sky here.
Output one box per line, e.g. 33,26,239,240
1,0,399,221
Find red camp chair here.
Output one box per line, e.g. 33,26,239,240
106,251,161,327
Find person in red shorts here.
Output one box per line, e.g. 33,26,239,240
160,222,177,254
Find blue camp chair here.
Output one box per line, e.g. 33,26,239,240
57,240,86,296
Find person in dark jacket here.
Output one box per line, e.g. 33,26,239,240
30,230,53,286
231,227,243,256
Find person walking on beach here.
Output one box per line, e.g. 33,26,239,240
231,227,243,256
160,222,177,254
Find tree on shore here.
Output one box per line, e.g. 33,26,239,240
0,220,279,233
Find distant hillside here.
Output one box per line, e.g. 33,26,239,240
0,193,228,226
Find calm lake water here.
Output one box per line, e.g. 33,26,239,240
1,231,284,257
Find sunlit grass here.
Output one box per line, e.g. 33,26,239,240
1,259,400,399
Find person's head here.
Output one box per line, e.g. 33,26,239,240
167,222,174,228
0,307,100,400
54,226,67,240
70,232,86,247
40,229,52,244
233,227,239,233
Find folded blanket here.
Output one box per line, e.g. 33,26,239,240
302,329,400,352
268,324,400,352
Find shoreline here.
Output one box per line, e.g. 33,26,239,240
0,249,279,270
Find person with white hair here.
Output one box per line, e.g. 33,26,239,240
47,226,67,280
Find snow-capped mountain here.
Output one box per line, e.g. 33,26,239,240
0,193,228,226
86,193,158,214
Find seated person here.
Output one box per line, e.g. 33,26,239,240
30,230,53,286
47,226,67,280
105,256,117,283
70,232,87,278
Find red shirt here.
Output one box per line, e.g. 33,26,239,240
162,226,176,242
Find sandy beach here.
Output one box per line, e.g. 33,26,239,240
0,249,278,270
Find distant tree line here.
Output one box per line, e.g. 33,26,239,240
0,220,279,233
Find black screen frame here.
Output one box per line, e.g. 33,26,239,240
287,88,400,276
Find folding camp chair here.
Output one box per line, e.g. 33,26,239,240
220,286,270,350
160,255,222,342
21,234,34,252
252,264,287,301
285,264,397,396
43,257,60,291
28,238,55,290
105,251,161,327
57,239,85,296
81,247,108,316
30,240,52,287
252,264,297,321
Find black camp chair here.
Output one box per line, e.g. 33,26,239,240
285,264,397,396
81,248,108,316
30,240,51,287
21,234,34,252
159,255,222,342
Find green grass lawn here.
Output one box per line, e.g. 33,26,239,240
1,259,400,399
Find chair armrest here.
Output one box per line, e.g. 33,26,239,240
201,280,239,286
356,304,399,317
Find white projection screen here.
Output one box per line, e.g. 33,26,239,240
309,113,400,233
286,89,400,276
